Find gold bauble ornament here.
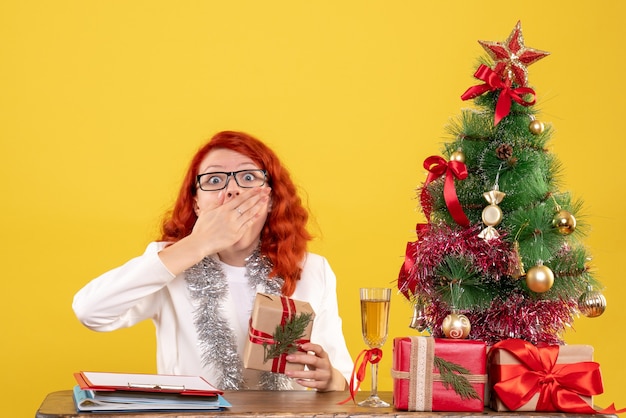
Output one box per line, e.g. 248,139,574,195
441,310,471,339
529,119,545,135
578,286,607,318
526,263,554,293
552,209,576,235
449,149,465,163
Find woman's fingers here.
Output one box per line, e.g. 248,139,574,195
284,343,342,391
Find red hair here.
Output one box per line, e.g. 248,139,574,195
160,131,311,296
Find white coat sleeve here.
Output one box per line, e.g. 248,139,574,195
72,242,175,332
307,257,354,384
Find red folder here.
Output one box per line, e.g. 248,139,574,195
74,371,223,396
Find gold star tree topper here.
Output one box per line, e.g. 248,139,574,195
478,21,550,87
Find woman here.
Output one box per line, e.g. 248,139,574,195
73,131,352,391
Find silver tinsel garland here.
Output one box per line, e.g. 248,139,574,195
185,248,292,390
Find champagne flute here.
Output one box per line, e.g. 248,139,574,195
358,287,391,407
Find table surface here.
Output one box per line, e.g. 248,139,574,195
35,390,617,418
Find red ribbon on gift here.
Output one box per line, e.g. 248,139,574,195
248,296,309,373
461,64,536,125
491,339,625,414
339,348,383,404
420,156,470,227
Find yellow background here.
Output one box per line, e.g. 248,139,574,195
2,2,624,416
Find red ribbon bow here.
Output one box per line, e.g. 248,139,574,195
397,240,417,299
339,348,383,404
461,64,536,125
420,155,470,228
491,339,625,414
248,296,309,373
397,224,432,300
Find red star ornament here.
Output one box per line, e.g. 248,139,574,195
478,21,549,87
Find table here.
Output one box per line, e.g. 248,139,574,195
35,390,616,418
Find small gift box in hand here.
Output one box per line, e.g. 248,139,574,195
243,293,315,374
392,336,487,412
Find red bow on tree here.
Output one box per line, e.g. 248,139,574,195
420,155,470,228
461,64,536,125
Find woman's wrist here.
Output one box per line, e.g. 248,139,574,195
158,235,217,276
317,368,347,392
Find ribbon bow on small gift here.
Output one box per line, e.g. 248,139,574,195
461,64,536,126
420,155,470,228
491,339,625,414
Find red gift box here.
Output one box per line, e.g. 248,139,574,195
392,336,486,411
488,339,607,413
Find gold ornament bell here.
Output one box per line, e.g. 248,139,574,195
409,302,428,332
442,309,471,339
509,241,526,279
526,263,554,293
578,286,607,318
529,119,545,135
552,209,576,235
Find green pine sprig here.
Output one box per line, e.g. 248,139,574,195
433,356,481,401
434,255,494,310
263,312,314,362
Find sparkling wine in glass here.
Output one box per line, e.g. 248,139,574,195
359,287,391,407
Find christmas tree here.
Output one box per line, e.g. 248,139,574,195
398,21,607,346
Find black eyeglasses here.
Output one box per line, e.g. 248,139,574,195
196,169,268,191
